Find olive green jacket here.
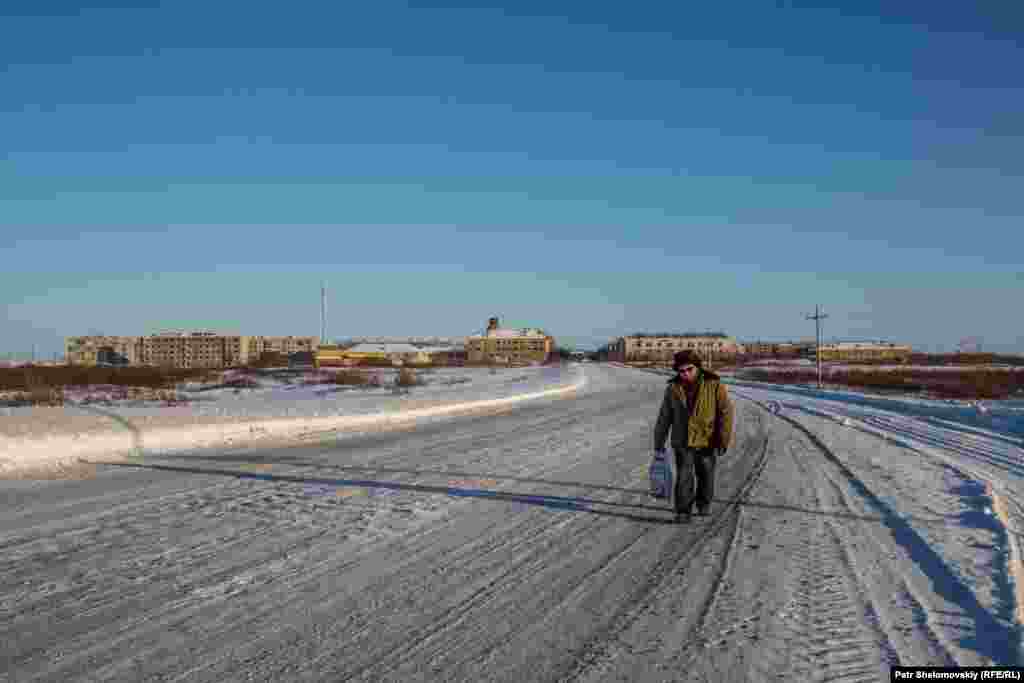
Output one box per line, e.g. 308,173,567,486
653,370,735,451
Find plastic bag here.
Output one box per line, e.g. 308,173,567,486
649,449,673,499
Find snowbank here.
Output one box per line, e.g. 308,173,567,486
0,366,585,478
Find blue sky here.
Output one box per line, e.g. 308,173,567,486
2,0,1022,356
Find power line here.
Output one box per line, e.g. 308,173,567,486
805,304,829,390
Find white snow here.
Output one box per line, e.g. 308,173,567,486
619,364,1024,660
0,366,585,477
724,378,1024,655
5,362,1024,665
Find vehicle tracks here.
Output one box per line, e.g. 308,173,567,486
734,391,965,671
555,423,770,683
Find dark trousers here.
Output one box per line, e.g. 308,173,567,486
673,447,717,514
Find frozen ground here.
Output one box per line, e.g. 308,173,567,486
0,366,584,478
611,364,1024,671
2,363,1023,681
736,362,1024,372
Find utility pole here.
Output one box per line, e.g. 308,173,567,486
805,305,829,389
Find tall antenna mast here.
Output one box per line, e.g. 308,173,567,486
320,281,327,344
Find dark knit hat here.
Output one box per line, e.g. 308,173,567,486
672,350,704,370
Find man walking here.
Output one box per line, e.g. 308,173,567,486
653,350,735,523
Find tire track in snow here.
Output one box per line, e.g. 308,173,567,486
656,397,900,682
737,389,1019,666
326,512,591,681
990,494,1024,632
356,513,659,682
768,435,902,682
108,395,651,679
223,400,672,680
814,455,959,668
312,422,671,679
173,489,586,682
554,429,770,683
657,404,776,662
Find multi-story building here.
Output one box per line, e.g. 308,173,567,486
607,333,743,363
246,336,319,359
65,336,142,366
139,332,250,369
812,341,913,363
741,340,810,356
65,333,324,368
464,317,555,365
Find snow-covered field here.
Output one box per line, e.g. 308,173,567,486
737,362,1023,372
4,363,1024,678
0,366,584,478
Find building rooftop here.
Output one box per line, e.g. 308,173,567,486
343,336,461,345
469,328,548,339
624,332,731,339
418,344,465,352
820,340,911,347
147,331,241,338
348,343,425,354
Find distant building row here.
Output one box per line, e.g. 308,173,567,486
64,328,911,369
64,317,557,369
607,334,912,363
65,333,319,369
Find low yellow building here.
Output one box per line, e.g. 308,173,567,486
314,345,353,368
313,343,431,367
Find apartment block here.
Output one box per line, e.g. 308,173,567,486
607,333,743,363
139,332,250,369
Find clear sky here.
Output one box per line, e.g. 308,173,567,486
2,0,1022,356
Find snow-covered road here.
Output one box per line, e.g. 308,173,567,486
2,364,1022,681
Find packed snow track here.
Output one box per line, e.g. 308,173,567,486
2,364,1018,681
